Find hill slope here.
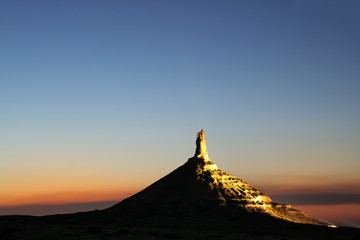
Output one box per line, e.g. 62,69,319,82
107,129,324,226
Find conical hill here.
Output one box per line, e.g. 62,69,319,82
108,130,325,226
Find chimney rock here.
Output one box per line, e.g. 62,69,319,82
195,129,210,161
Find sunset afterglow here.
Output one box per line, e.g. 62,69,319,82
1,0,359,228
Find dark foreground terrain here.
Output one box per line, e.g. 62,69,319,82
1,211,360,240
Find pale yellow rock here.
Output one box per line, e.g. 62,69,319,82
195,129,209,160
191,129,324,225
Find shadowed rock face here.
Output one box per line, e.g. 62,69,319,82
110,130,325,226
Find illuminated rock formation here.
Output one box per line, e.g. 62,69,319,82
195,129,209,160
187,130,323,225
110,130,326,226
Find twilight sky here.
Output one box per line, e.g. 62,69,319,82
1,1,359,227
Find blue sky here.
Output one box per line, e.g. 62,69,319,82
0,0,360,224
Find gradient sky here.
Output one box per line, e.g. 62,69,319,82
1,1,360,227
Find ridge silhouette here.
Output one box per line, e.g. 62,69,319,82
107,129,325,226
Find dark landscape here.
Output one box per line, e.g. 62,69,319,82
1,130,359,240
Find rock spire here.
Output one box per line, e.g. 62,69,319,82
195,129,209,160
110,129,326,227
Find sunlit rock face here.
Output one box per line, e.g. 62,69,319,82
188,130,323,225
195,129,210,161
191,130,271,205
110,130,325,226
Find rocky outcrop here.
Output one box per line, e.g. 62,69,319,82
195,129,210,161
110,130,326,226
192,130,325,225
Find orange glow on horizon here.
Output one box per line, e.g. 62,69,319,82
0,188,140,207
0,171,148,207
294,204,360,227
